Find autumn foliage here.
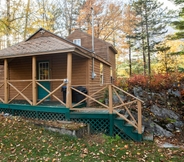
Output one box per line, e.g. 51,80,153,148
116,73,184,94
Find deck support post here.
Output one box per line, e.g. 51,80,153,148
109,114,114,136
109,84,114,136
108,84,113,114
4,59,9,103
66,52,72,108
137,100,142,137
32,56,37,105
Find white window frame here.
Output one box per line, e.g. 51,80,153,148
38,61,50,80
73,39,81,46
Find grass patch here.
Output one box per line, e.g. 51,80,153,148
0,115,184,161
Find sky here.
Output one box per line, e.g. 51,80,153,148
159,0,179,9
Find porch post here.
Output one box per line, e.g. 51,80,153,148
109,84,113,114
109,84,114,136
4,59,8,103
137,101,142,134
32,56,37,105
66,52,72,108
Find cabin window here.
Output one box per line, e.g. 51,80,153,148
73,39,81,46
38,62,49,80
100,63,104,84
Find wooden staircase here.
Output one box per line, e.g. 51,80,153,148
114,116,143,141
71,84,144,141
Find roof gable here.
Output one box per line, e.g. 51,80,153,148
26,28,60,41
67,29,117,54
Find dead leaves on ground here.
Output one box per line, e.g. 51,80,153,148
0,114,184,161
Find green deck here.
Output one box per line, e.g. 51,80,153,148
0,101,143,142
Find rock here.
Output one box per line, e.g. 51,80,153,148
113,94,126,103
45,126,88,138
168,89,181,98
4,113,10,116
174,121,184,128
151,105,180,120
143,133,154,141
133,87,143,97
142,118,154,134
151,105,162,117
154,123,174,137
166,123,175,132
160,142,180,148
162,108,180,120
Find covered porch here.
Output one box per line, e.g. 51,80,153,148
0,53,144,141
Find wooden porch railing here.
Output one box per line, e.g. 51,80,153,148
71,84,144,134
0,79,143,134
0,81,4,103
36,79,66,106
0,79,66,106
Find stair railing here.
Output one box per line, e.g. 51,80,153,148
110,84,144,134
70,84,143,134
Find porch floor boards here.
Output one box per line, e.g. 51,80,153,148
0,100,112,114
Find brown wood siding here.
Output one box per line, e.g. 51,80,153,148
72,55,87,86
87,58,111,106
9,57,32,100
67,30,109,61
103,64,111,84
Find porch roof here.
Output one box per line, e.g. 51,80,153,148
0,36,91,59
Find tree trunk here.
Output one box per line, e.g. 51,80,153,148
6,0,10,47
24,0,30,40
145,2,151,75
129,43,132,76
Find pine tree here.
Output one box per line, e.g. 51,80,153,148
170,0,184,39
132,0,171,75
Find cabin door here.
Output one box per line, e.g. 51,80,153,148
37,61,50,100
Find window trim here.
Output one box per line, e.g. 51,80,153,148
73,39,81,46
38,61,50,80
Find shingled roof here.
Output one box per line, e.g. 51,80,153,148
0,28,111,66
0,36,76,59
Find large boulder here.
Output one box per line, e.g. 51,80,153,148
154,123,174,137
150,105,180,120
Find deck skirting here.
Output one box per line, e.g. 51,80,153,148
0,103,142,141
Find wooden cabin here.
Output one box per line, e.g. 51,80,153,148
0,28,143,141
0,28,116,106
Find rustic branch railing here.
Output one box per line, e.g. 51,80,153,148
36,80,65,106
8,80,33,105
8,81,32,104
0,78,143,134
71,85,109,109
0,82,4,102
71,83,143,134
112,85,143,134
0,79,66,106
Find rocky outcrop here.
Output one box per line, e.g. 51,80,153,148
129,86,184,138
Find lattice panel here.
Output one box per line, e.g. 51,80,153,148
113,125,131,140
14,110,37,119
71,118,109,134
0,108,12,114
38,112,65,121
